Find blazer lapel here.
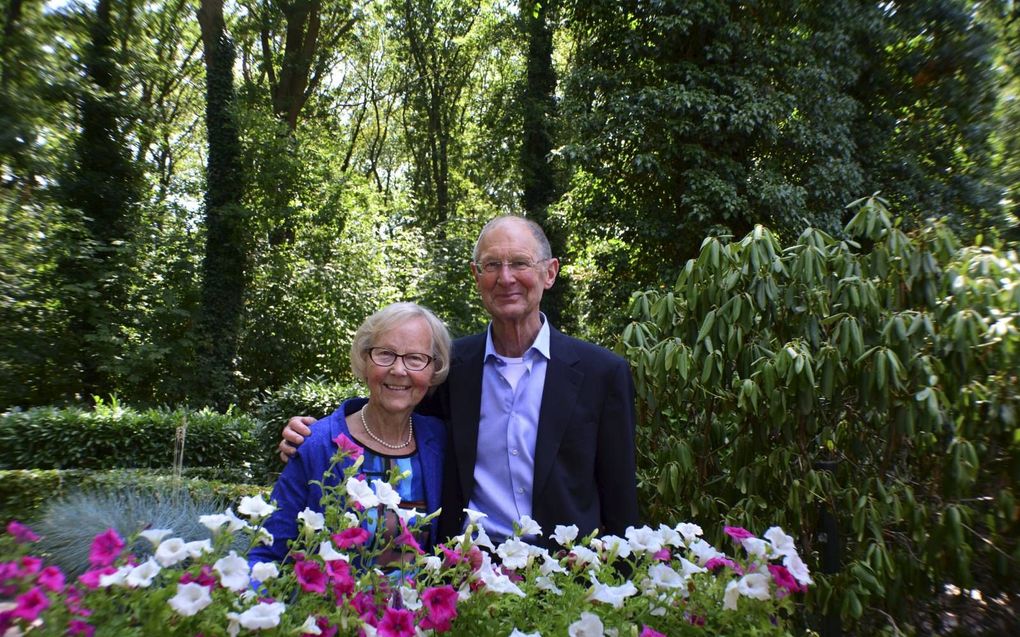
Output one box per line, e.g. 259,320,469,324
533,328,582,499
448,334,486,504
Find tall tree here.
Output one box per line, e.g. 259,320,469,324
196,0,248,408
57,0,144,399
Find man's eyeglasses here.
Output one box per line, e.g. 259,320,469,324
367,347,434,371
474,258,548,274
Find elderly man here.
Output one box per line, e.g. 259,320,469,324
281,215,638,546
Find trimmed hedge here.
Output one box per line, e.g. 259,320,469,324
0,403,259,479
0,469,264,525
251,375,362,484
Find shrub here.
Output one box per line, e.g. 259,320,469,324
621,196,1019,633
251,375,362,484
0,399,259,480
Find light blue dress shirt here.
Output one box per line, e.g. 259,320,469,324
467,316,551,543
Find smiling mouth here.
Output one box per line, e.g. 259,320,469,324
384,383,410,391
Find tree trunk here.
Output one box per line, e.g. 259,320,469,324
196,0,247,409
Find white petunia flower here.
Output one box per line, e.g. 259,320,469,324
539,552,567,576
251,562,279,582
742,537,768,558
678,556,707,578
464,508,488,525
184,539,213,558
624,526,663,554
783,552,814,586
223,507,251,532
318,540,348,562
400,585,422,611
155,537,190,567
687,539,723,565
237,494,276,520
297,508,325,532
588,574,637,608
254,528,274,546
372,480,402,509
723,580,741,610
139,528,173,547
214,551,250,592
568,611,605,637
236,601,286,629
226,612,241,637
299,616,321,635
646,563,685,589
516,515,542,537
658,523,684,548
496,538,532,570
737,572,772,600
676,522,703,543
765,526,797,558
99,565,131,588
598,534,632,560
534,575,563,595
569,546,601,569
344,512,360,526
422,555,442,573
552,524,579,547
509,630,542,637
168,582,212,617
478,562,526,597
473,525,496,551
392,506,420,525
345,477,379,508
199,513,232,535
125,557,161,588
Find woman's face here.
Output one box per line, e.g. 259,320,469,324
364,317,434,416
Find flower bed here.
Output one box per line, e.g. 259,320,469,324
1,437,812,636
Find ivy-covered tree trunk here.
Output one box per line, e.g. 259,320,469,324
196,0,247,409
57,0,142,400
519,0,567,328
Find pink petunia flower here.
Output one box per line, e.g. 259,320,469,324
420,585,458,632
640,626,667,637
180,565,217,588
333,433,364,460
652,548,672,562
723,526,755,542
6,521,40,544
12,586,50,622
88,529,125,568
377,607,415,637
67,619,95,637
768,563,806,595
394,520,423,555
37,566,65,592
349,591,380,625
295,559,327,594
704,556,742,574
78,566,118,590
332,527,371,549
326,560,354,600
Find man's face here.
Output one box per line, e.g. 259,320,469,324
471,219,559,324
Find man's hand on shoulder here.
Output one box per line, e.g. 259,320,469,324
279,416,316,463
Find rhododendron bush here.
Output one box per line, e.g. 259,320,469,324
1,439,812,636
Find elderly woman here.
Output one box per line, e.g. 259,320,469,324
248,302,451,567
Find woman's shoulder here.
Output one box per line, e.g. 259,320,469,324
303,398,364,449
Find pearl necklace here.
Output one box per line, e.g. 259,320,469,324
360,406,413,450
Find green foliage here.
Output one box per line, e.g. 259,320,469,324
622,196,1020,633
251,376,363,484
0,401,259,480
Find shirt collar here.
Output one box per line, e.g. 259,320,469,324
484,313,552,362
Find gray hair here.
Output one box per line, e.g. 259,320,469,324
350,302,452,386
472,215,552,262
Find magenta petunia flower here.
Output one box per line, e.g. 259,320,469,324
37,566,65,592
640,626,667,637
67,619,95,637
349,591,380,624
768,563,806,595
180,565,217,588
18,555,43,575
315,616,339,637
333,433,364,460
394,520,423,555
326,560,354,600
652,548,672,562
77,566,118,590
332,527,371,549
723,526,756,542
420,585,458,632
705,556,742,574
12,586,50,622
377,607,416,637
6,521,40,544
88,529,125,568
295,559,327,594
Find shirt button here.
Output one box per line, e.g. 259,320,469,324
517,488,525,494
511,449,519,456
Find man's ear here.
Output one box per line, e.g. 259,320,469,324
543,257,560,289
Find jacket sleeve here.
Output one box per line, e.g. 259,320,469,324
595,354,639,536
